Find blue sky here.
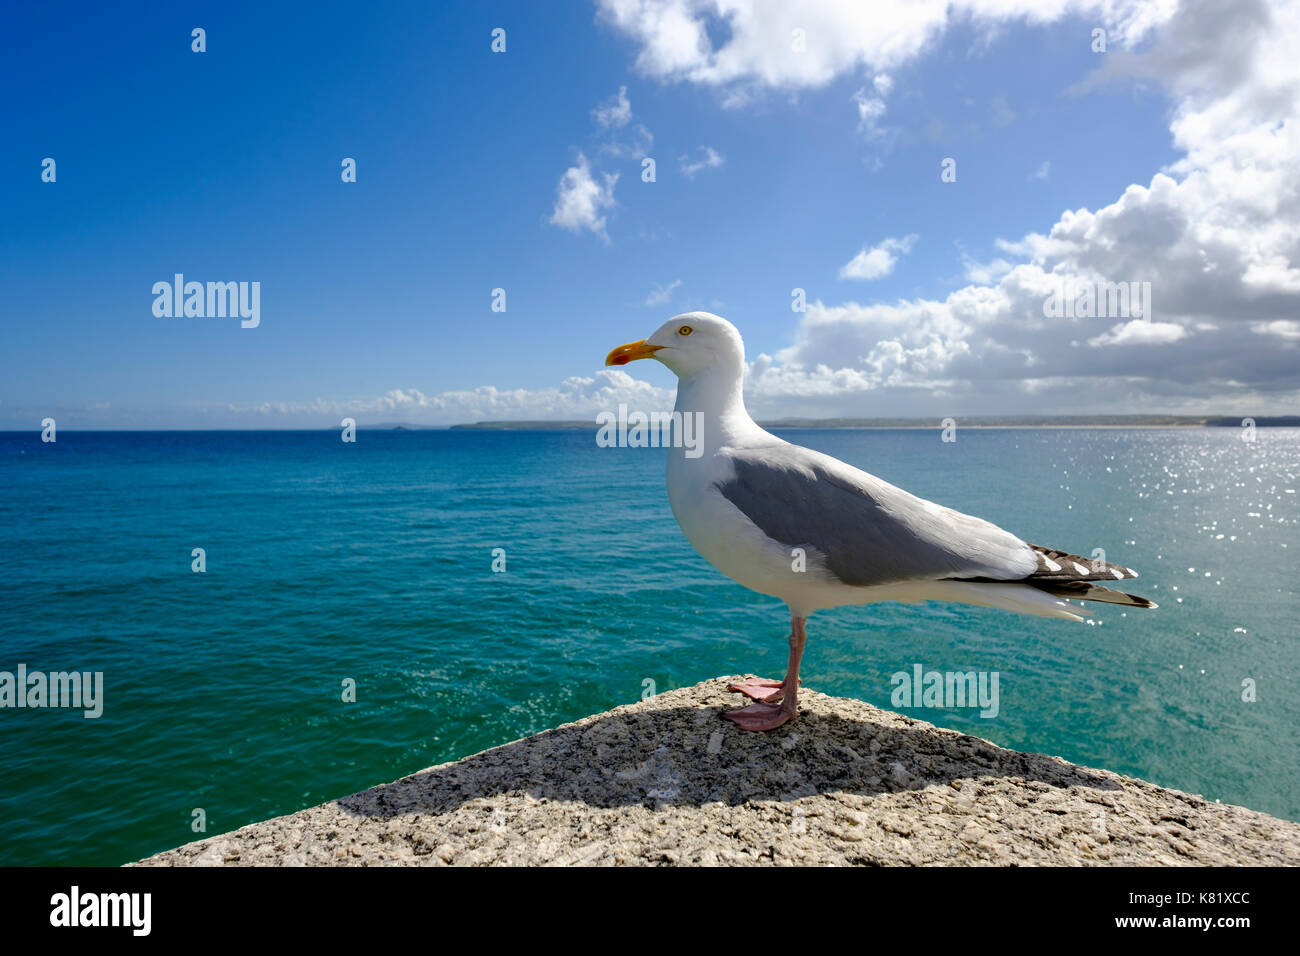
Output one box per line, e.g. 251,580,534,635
2,0,1297,427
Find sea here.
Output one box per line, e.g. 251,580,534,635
0,427,1296,865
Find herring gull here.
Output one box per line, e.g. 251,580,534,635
606,312,1155,731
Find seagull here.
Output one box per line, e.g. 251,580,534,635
606,312,1156,732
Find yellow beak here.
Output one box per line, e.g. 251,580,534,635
605,339,664,366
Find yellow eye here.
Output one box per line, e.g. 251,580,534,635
678,325,693,336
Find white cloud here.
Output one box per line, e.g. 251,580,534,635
1088,320,1189,346
853,89,886,133
678,145,725,177
1252,319,1300,340
597,0,1177,95
646,278,682,305
1029,160,1050,181
593,85,632,127
549,153,619,240
839,234,918,280
592,85,653,157
600,122,654,159
962,253,1016,285
217,370,677,427
853,73,894,140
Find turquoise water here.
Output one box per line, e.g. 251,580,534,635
0,427,1296,865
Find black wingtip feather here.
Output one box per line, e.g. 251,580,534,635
1028,578,1157,609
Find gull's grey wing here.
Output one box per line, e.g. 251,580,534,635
715,445,1038,587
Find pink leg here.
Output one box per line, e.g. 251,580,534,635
723,616,806,732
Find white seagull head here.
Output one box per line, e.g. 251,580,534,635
605,311,745,380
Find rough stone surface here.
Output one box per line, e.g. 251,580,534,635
134,678,1300,866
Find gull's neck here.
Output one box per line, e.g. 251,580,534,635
672,364,770,455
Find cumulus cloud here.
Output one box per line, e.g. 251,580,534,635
596,0,1176,94
549,152,619,239
1252,319,1300,340
962,253,1016,285
594,0,1179,174
839,235,918,280
1088,320,1189,346
678,145,725,177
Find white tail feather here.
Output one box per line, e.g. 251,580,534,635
922,581,1090,622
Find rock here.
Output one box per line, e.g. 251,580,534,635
132,677,1300,867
